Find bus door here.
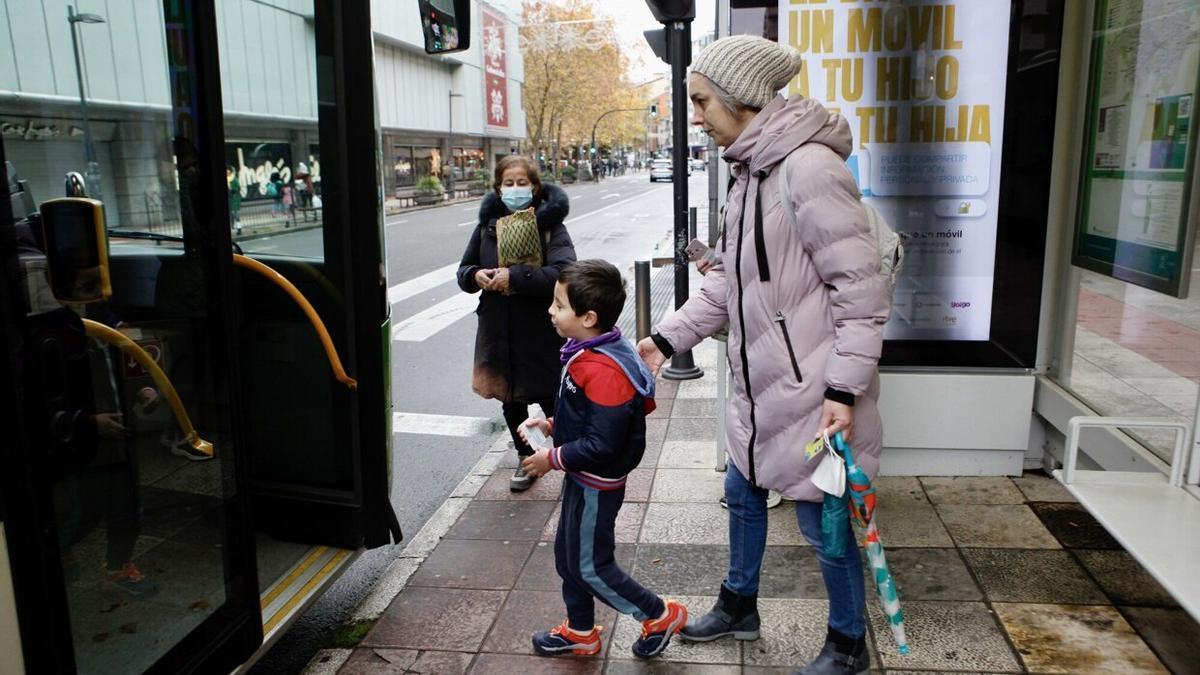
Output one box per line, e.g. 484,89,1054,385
0,1,400,672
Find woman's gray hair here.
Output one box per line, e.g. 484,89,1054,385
695,73,760,116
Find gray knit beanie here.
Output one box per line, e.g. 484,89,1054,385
690,35,803,110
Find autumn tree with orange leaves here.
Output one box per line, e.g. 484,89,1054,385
521,0,649,170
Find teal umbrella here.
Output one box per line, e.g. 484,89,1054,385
832,432,910,655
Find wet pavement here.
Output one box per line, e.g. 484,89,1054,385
303,339,1200,674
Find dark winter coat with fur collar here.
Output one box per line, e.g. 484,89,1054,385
457,183,576,402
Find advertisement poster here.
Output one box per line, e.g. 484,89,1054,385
1074,0,1199,297
482,7,509,130
779,1,1010,340
225,141,292,202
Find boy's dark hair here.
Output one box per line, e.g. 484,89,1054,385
560,259,626,332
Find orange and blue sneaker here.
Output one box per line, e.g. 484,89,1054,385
531,620,603,656
631,599,687,659
106,562,158,596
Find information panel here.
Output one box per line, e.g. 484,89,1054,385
1073,0,1199,298
779,1,1010,340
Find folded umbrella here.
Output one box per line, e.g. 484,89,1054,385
832,432,910,655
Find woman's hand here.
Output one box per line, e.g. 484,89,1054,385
474,268,495,290
93,413,127,439
489,268,511,295
636,337,666,376
817,400,854,442
696,258,714,275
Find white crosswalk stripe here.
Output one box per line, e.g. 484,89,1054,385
387,262,459,305
390,291,478,341
392,412,502,437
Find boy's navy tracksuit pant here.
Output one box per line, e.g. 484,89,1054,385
555,476,664,631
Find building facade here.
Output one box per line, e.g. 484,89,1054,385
0,0,524,227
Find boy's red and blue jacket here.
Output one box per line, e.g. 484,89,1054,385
547,334,656,491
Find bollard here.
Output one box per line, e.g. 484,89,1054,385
635,260,651,341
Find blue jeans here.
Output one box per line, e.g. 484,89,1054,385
724,463,867,638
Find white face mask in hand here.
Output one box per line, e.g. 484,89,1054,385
809,433,846,497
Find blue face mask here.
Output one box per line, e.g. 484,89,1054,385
501,186,534,211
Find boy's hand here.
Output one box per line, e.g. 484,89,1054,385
521,447,553,478
517,417,552,445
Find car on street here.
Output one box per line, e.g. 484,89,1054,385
650,159,672,182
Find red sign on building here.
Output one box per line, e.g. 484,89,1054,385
482,8,508,130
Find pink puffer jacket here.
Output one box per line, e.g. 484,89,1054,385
656,95,888,502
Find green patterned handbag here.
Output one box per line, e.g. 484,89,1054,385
496,207,542,267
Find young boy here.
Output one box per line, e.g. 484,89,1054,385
520,259,686,659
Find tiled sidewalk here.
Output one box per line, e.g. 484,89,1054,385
322,341,1198,674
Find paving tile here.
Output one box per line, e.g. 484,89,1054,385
873,476,930,505
759,546,829,599
363,587,504,651
608,595,741,664
665,417,719,442
479,588,617,657
1030,502,1122,549
766,501,808,546
655,378,681,399
875,548,982,601
650,468,726,503
647,398,674,420
1118,606,1200,675
408,539,534,590
1011,473,1077,503
475,470,565,501
645,418,669,449
516,542,635,591
937,504,1060,549
961,549,1106,604
340,648,473,674
671,398,719,418
658,441,719,469
919,477,1025,505
543,502,647,544
870,500,954,548
741,598,830,667
675,376,719,399
471,653,602,674
625,468,655,503
639,503,726,545
1072,550,1179,607
605,661,741,674
994,602,1168,674
868,600,1020,671
632,544,728,598
445,500,557,541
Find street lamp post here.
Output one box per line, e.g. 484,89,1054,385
448,90,464,196
68,5,105,204
590,107,651,183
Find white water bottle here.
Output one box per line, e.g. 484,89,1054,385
524,403,551,449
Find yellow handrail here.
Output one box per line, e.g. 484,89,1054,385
81,319,214,458
231,254,357,390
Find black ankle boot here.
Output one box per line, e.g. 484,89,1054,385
678,583,760,642
792,627,869,675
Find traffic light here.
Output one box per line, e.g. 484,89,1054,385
644,0,695,22
649,104,658,117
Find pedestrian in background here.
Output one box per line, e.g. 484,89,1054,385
226,165,242,235
637,35,888,675
457,155,576,491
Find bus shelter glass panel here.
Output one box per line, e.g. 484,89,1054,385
215,0,325,258
2,2,245,672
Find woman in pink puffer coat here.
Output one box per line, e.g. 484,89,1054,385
637,36,888,675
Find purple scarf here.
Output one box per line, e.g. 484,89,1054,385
560,327,622,364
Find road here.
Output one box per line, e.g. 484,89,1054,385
249,170,711,673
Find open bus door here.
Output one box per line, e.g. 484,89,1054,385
0,0,468,671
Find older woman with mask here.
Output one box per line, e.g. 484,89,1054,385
636,36,888,675
458,155,576,491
